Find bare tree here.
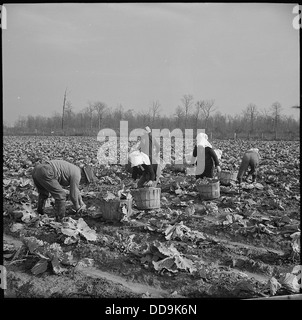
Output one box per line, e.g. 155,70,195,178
193,100,205,133
114,104,124,121
64,100,74,129
93,101,107,131
244,103,258,134
124,109,136,128
150,100,161,126
229,114,244,136
180,94,194,127
61,88,67,131
200,99,216,131
15,116,27,131
137,109,151,128
86,101,95,132
174,105,184,128
212,111,227,137
271,101,282,139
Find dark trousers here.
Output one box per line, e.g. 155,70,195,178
237,152,258,183
195,167,214,180
137,164,158,188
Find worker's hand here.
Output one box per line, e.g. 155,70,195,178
73,203,86,214
145,180,153,187
131,181,138,189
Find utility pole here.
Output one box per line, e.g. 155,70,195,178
61,88,67,132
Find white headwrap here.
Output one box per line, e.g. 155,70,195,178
196,133,212,148
190,133,212,174
129,150,151,167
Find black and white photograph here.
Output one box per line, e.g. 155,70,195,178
2,2,301,305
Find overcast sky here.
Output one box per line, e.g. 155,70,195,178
2,3,300,126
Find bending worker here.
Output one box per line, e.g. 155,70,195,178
237,148,260,184
189,132,221,179
139,126,161,182
129,150,156,188
32,159,96,221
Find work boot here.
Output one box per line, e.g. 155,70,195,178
37,196,48,215
54,200,66,222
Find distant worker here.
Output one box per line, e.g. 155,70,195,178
189,132,221,179
237,148,260,184
139,126,161,182
32,160,97,221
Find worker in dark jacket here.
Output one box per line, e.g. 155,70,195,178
139,126,161,181
129,150,156,188
189,132,221,179
32,160,96,221
237,148,260,184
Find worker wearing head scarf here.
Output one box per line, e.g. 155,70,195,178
189,132,221,179
139,126,161,181
237,148,260,184
128,150,156,188
139,126,160,161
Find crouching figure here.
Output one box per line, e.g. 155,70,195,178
32,159,96,221
237,148,260,184
189,132,221,179
128,150,157,188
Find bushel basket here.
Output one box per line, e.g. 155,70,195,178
219,170,238,186
131,187,161,210
196,179,220,200
97,198,132,221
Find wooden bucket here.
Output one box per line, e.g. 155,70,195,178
196,180,220,200
131,187,161,209
98,198,132,221
219,170,238,186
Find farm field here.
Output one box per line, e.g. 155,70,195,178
2,135,301,299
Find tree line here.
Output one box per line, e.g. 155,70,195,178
4,95,300,140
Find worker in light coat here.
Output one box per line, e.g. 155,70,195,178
32,160,96,221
